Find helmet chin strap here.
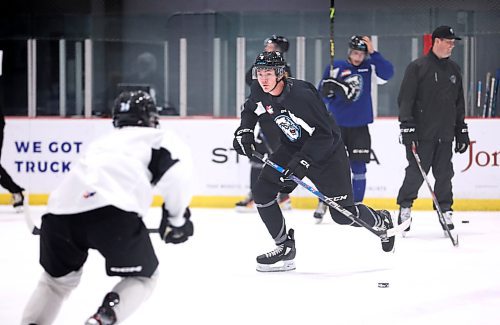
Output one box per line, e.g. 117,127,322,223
268,77,284,93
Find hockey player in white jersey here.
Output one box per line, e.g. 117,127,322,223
21,91,194,325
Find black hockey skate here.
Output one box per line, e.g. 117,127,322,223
256,229,296,272
85,292,120,325
397,206,412,236
313,201,328,224
378,210,395,253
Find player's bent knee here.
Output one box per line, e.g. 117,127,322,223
329,205,357,226
252,181,280,205
43,268,82,297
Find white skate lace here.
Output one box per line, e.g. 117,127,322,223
264,244,284,258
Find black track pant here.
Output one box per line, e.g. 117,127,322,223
397,140,454,211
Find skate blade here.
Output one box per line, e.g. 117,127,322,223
402,231,408,238
14,206,24,213
314,217,323,224
256,260,296,272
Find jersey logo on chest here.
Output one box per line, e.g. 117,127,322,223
344,74,363,101
274,115,301,142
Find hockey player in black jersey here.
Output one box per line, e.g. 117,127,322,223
233,51,396,272
21,91,194,325
236,35,293,212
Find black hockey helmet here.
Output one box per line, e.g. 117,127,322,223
264,35,290,53
252,51,287,79
112,90,159,128
349,35,368,52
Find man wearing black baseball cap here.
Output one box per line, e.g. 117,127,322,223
395,25,469,236
432,25,462,41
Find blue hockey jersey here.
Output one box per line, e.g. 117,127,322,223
319,51,394,127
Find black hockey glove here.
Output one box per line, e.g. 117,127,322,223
280,155,311,194
233,127,255,159
399,122,418,146
320,78,356,101
454,123,470,154
159,206,194,244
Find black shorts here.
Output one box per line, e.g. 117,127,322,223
340,125,371,163
259,143,354,208
40,206,159,278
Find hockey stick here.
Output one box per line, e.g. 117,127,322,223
252,151,410,239
482,72,491,117
410,143,459,247
329,0,336,78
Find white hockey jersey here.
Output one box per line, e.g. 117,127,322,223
47,126,193,225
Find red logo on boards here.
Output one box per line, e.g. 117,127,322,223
461,140,500,172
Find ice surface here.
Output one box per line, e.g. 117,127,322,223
1,206,499,324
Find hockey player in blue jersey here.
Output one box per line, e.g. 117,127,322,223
313,35,394,223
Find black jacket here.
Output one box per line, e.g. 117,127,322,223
240,78,342,165
398,51,466,142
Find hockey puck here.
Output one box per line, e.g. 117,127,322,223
462,220,469,223
378,282,389,288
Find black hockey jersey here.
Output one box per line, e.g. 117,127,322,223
240,78,342,165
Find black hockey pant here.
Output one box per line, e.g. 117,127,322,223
252,144,382,244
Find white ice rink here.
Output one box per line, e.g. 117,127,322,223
1,206,500,325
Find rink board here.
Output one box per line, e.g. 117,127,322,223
1,117,499,210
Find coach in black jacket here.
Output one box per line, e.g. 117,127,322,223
396,26,470,233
